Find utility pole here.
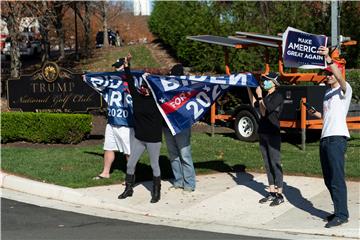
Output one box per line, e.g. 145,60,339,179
331,1,340,53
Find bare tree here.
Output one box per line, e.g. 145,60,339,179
73,1,93,58
91,1,126,49
101,1,109,48
83,2,92,58
2,2,25,78
107,1,126,25
52,2,70,60
26,1,55,63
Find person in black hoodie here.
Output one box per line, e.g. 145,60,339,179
118,53,163,203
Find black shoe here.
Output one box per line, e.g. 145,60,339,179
118,174,135,199
323,214,335,222
259,192,276,204
150,176,161,203
269,193,284,206
118,186,133,199
325,217,348,228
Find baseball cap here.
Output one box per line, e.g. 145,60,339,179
323,61,344,75
112,58,125,68
170,64,184,76
262,72,280,86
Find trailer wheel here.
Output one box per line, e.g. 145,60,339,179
235,110,258,142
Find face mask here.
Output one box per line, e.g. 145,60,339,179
263,80,273,91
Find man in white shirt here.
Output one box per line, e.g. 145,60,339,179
308,46,352,228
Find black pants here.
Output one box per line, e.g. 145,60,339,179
259,133,283,188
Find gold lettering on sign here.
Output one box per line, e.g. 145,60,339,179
40,83,46,93
20,95,51,103
48,83,55,92
52,95,73,109
30,82,76,93
72,93,94,103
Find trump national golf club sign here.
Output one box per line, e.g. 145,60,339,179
7,61,102,112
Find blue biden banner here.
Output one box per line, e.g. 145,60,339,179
84,71,259,135
282,27,328,69
142,73,259,135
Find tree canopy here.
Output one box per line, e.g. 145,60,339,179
149,1,359,73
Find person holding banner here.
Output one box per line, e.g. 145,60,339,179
118,54,163,203
248,72,284,206
163,64,196,192
83,58,134,181
307,46,352,228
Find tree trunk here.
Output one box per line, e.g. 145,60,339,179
102,2,109,48
39,2,51,63
39,24,50,63
6,3,21,78
54,4,65,60
84,2,92,58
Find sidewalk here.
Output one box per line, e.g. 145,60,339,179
1,171,359,239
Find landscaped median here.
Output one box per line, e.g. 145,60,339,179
1,132,359,188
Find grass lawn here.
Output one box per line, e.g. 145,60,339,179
81,45,161,73
1,132,359,188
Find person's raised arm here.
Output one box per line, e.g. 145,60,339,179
247,87,256,107
255,86,266,117
318,46,347,93
124,53,132,75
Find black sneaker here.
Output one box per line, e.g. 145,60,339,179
325,217,348,228
259,192,276,204
323,214,335,222
269,193,284,206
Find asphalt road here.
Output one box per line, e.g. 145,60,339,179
1,198,276,240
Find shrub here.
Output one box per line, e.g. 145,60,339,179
1,112,92,144
346,69,360,103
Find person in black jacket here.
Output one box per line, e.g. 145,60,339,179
118,53,163,203
248,72,284,206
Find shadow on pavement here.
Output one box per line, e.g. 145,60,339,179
84,151,173,182
228,170,330,220
194,160,234,172
231,171,268,198
283,182,331,219
86,151,330,219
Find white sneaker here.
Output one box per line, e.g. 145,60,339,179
183,187,195,193
168,185,183,191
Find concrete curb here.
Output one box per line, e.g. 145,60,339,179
0,172,141,215
1,171,359,240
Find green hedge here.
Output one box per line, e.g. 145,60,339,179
1,112,92,144
347,69,360,103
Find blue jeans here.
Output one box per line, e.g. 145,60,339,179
163,127,196,190
320,136,349,220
